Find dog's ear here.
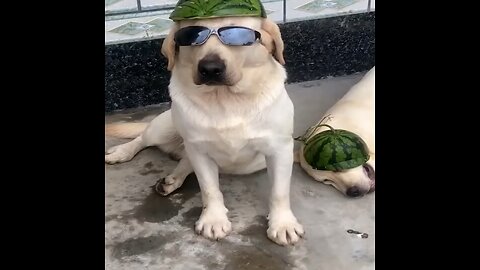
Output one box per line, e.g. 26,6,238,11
260,18,285,65
161,23,179,71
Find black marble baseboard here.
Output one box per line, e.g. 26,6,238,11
105,12,375,112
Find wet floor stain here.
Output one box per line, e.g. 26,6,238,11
181,206,203,227
132,174,200,223
235,215,298,269
144,162,154,169
223,247,290,270
139,169,164,176
112,234,175,259
219,216,292,270
138,161,164,175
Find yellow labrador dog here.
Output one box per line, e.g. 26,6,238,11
105,17,304,246
297,67,375,197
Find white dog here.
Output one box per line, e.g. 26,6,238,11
105,16,304,246
296,67,375,197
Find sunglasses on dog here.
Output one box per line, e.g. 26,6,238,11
174,26,261,46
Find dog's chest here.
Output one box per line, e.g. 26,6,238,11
196,123,264,162
210,124,252,152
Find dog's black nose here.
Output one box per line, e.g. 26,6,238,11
346,186,362,197
198,55,226,84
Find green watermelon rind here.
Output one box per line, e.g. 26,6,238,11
303,129,370,171
169,0,267,21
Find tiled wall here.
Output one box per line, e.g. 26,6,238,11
105,0,374,45
105,11,375,112
104,1,375,112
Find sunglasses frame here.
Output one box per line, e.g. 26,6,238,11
174,26,261,46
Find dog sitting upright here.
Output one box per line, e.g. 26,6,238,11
105,0,304,246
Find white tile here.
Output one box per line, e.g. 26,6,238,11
141,0,177,9
105,14,173,45
105,0,139,14
262,0,286,23
104,0,287,45
286,0,369,22
105,0,371,45
336,0,368,14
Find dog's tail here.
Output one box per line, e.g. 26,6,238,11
105,122,148,139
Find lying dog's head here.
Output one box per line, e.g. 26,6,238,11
315,159,375,198
161,16,284,89
298,148,375,198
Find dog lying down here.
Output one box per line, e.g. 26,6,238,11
295,67,375,198
105,14,305,246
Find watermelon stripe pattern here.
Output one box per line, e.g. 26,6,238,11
303,129,369,171
170,0,267,21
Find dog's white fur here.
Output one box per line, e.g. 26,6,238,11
105,17,304,246
296,67,375,197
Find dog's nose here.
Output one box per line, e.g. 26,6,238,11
346,186,362,197
198,55,226,83
198,59,225,79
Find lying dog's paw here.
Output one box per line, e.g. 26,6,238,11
195,206,232,240
267,210,305,246
105,145,134,164
153,175,184,196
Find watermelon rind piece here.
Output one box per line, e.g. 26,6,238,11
303,128,370,171
169,0,267,21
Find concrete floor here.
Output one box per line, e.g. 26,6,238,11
105,72,375,270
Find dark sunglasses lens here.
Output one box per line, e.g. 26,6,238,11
175,26,210,46
218,27,258,46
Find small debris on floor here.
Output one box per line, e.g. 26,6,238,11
347,229,368,239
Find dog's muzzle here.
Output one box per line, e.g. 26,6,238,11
346,164,375,198
196,54,226,85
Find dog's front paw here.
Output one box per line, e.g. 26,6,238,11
195,206,232,240
267,210,305,246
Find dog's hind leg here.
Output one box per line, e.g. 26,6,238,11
105,136,146,164
105,109,183,164
154,156,193,196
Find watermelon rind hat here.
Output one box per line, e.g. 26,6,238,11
169,0,268,21
295,116,370,172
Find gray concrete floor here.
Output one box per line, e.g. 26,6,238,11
105,72,375,270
